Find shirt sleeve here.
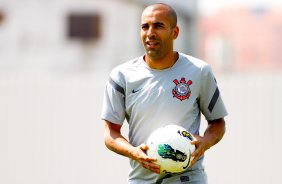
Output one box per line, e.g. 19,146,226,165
101,77,126,125
199,64,228,121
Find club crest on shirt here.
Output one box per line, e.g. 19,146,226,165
172,77,192,101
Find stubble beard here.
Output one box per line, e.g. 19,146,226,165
144,43,166,60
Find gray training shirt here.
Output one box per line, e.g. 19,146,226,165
101,52,228,183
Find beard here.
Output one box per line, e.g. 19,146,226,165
145,48,161,58
144,44,171,61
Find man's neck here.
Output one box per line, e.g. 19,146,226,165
144,52,178,70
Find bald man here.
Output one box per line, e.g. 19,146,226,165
102,3,228,184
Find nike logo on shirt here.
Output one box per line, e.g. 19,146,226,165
132,88,142,93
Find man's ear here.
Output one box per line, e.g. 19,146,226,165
173,26,179,39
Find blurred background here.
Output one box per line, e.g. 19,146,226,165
0,0,281,183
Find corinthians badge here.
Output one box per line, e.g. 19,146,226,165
172,77,193,101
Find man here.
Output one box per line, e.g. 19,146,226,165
101,3,228,184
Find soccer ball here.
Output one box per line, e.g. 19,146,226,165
146,124,195,174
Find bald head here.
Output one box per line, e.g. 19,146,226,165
142,3,178,28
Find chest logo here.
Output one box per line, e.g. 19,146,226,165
172,77,192,101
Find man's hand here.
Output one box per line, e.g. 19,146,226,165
131,144,160,174
189,118,226,167
189,135,210,167
104,121,160,174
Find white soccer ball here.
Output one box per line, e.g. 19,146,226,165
146,124,195,174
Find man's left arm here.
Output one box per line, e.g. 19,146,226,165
190,118,226,166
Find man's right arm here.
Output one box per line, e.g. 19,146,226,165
104,120,160,174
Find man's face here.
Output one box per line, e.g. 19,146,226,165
140,6,178,60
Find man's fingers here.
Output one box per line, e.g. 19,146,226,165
136,143,160,174
188,156,195,168
139,143,149,151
